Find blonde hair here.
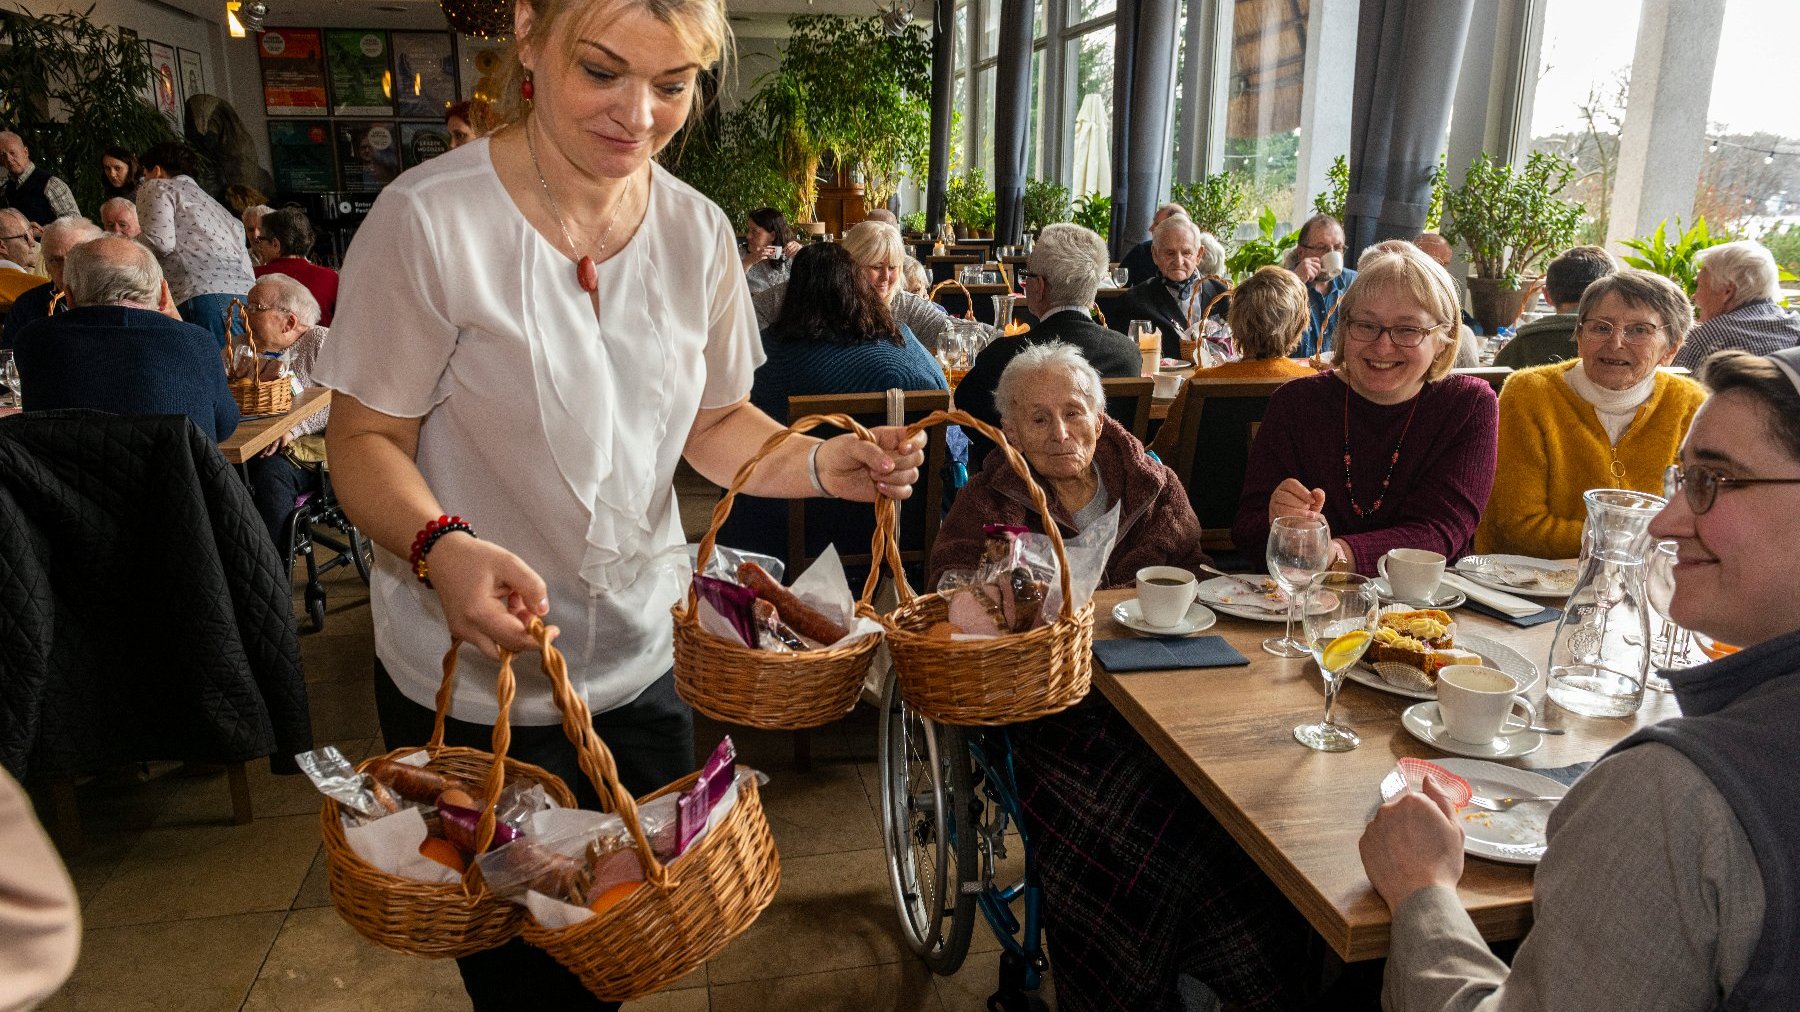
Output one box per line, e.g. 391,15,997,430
496,0,732,128
901,255,929,296
1228,267,1309,360
1337,246,1462,382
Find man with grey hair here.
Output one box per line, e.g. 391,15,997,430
100,197,142,239
13,235,238,440
1121,215,1232,358
1673,239,1800,369
243,272,332,546
1119,201,1188,286
3,216,104,348
955,222,1140,463
0,208,46,312
0,131,79,225
1284,212,1353,357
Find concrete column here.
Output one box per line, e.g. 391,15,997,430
1606,0,1726,245
1291,0,1357,227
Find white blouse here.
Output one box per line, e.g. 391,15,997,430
311,140,763,725
134,175,256,305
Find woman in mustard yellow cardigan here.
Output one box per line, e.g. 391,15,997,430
1477,269,1706,559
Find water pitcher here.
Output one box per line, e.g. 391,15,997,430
1545,489,1665,717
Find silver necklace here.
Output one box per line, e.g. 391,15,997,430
525,120,630,302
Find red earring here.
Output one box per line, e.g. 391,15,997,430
521,74,534,102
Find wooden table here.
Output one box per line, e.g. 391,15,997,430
1087,586,1677,962
218,387,331,465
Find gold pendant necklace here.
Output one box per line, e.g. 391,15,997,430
526,120,630,320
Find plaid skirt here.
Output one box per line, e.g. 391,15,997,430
1010,697,1316,1012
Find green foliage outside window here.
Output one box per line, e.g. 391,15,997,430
1223,206,1298,283
1309,155,1349,223
1170,172,1252,243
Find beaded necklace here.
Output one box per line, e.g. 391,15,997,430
1342,381,1424,518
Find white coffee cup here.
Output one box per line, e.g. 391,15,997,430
1136,566,1198,628
1152,372,1184,398
1436,665,1538,746
1320,249,1345,279
1378,548,1447,603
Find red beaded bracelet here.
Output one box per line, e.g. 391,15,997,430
409,515,474,588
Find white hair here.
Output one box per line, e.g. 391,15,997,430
253,272,322,327
1697,239,1783,307
995,341,1106,423
1152,217,1226,276
64,235,163,307
41,216,103,252
1028,223,1109,307
100,196,137,218
0,131,22,150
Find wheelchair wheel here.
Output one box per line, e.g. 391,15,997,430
304,584,326,633
348,526,373,585
877,671,978,975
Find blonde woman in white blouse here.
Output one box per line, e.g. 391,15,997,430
134,142,255,349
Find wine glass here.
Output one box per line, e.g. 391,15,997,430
1262,515,1332,657
1,350,20,408
1111,266,1129,288
1644,540,1680,689
1295,572,1380,752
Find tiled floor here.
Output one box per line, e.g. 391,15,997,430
35,481,1054,1011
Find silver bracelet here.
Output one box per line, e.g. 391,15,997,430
807,441,830,497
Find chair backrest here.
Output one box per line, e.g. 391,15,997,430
784,389,952,582
1099,376,1154,443
1453,365,1511,396
1153,375,1297,551
1095,288,1134,334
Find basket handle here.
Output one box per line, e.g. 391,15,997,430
877,408,1075,622
682,412,896,622
424,639,521,855
927,278,976,321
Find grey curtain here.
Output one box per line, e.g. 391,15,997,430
1343,0,1475,260
926,0,956,232
992,0,1035,243
1108,0,1178,260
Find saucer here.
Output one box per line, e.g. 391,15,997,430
1400,702,1543,759
1370,579,1467,610
1113,598,1218,637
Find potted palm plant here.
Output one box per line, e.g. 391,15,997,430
1437,151,1582,333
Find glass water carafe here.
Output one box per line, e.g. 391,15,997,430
1545,489,1665,717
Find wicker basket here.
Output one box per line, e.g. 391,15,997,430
879,409,1093,725
672,414,891,730
224,299,293,416
518,621,780,1001
319,643,578,958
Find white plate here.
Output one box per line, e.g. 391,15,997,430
1342,632,1541,701
1453,554,1578,599
1380,758,1567,865
1369,578,1467,610
1399,702,1543,760
1112,598,1218,637
1194,576,1323,623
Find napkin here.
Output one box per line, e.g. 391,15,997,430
1093,636,1249,672
1462,599,1562,628
1441,572,1541,618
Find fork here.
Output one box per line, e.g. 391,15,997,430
1465,794,1561,812
1198,564,1268,596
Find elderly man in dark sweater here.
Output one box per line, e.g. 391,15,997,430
956,222,1139,463
14,235,238,441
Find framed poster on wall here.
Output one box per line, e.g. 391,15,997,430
399,122,452,169
178,48,205,102
269,120,336,192
259,28,328,116
146,40,180,127
336,120,401,191
456,34,509,104
325,29,393,117
391,32,456,119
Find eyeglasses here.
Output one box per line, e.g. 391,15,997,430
1297,241,1346,254
0,232,27,243
246,301,280,313
1016,269,1038,282
1663,463,1800,515
1342,320,1445,348
1580,319,1669,343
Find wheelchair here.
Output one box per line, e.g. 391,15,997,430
283,463,372,631
876,672,1050,1012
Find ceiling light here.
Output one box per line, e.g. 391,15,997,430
240,0,269,32
878,0,914,34
1707,139,1719,153
226,1,245,37
1766,152,1776,165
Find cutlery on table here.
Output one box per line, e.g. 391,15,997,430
1465,794,1562,813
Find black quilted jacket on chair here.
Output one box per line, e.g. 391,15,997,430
0,410,312,780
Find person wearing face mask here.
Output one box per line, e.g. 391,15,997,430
1362,346,1800,1011
1283,212,1354,358
1118,214,1229,359
1477,269,1705,559
753,220,963,354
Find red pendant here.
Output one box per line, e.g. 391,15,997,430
577,255,598,293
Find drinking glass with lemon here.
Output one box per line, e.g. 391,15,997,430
1294,572,1381,752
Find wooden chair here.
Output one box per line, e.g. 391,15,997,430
1149,376,1297,553
1453,366,1512,396
1100,376,1155,443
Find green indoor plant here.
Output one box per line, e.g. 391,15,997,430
1437,151,1582,333
1170,171,1252,243
1071,192,1110,242
1309,155,1349,222
945,168,995,237
1616,216,1731,297
1021,177,1072,234
1223,206,1297,282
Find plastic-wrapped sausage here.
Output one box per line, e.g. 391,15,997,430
736,561,849,644
364,758,470,805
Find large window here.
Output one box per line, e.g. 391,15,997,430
1068,26,1113,198
1696,0,1800,238
1226,0,1307,223
1527,0,1641,244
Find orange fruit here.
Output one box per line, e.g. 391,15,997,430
587,881,642,916
418,836,466,874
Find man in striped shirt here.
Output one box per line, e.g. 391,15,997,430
1673,239,1800,369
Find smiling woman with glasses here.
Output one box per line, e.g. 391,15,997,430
1232,245,1499,575
1477,268,1707,559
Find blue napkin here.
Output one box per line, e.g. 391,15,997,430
1093,636,1250,672
1531,761,1592,788
1463,599,1562,627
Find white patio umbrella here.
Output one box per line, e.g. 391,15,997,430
1072,92,1111,199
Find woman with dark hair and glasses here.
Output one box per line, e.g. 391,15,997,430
1363,346,1800,1010
740,206,800,294
1477,268,1706,559
1233,245,1498,574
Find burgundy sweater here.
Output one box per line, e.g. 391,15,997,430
1231,371,1497,574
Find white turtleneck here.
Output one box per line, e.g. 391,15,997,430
1563,363,1657,444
